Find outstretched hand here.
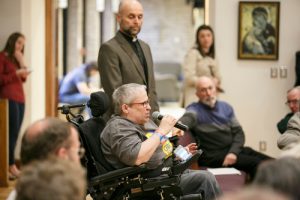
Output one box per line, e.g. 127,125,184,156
185,143,198,155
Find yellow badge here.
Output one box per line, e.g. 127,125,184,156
146,132,173,159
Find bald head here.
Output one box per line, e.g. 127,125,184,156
118,0,142,14
20,118,76,165
24,118,50,141
117,0,143,37
195,76,217,108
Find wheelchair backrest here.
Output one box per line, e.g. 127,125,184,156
78,117,115,174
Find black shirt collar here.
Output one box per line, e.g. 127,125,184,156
119,31,138,43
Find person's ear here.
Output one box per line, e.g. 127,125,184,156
116,13,122,24
56,147,68,159
195,89,201,98
121,104,129,114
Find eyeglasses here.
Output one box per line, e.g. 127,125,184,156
130,100,150,108
285,99,300,105
78,147,85,158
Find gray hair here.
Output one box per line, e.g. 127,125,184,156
112,83,147,115
287,86,300,94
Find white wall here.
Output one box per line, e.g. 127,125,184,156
21,0,46,122
0,0,46,123
211,0,300,157
0,0,21,48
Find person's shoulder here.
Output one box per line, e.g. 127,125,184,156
106,115,133,128
289,112,300,125
137,38,149,46
186,48,203,58
217,100,234,110
186,102,202,111
188,47,200,54
101,36,118,47
0,51,7,59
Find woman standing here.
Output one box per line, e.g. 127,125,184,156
0,32,30,178
182,25,222,107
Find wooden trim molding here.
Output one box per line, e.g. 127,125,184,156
0,99,8,187
45,0,58,116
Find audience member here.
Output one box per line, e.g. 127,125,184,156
182,25,223,107
219,186,290,200
59,61,100,105
98,0,159,120
277,112,300,149
0,32,31,179
180,76,272,180
20,117,83,165
253,157,300,200
280,140,300,158
242,6,276,55
100,83,221,200
15,158,86,200
6,117,84,200
277,87,300,134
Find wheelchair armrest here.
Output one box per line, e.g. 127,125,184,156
170,149,203,175
89,165,146,186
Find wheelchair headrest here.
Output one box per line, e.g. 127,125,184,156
87,91,110,117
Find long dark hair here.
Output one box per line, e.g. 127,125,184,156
2,32,25,64
195,25,215,58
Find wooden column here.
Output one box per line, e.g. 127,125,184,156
0,99,9,187
46,0,58,117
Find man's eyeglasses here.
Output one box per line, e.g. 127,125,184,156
78,147,85,158
285,99,300,105
130,100,150,108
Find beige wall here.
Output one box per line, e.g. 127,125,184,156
0,0,46,158
211,0,300,157
0,0,21,49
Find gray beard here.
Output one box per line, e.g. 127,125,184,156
201,97,217,108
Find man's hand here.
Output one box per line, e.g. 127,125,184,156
185,143,198,155
222,153,237,167
171,127,184,137
157,115,177,136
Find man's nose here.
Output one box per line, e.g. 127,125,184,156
133,17,140,24
147,103,151,110
205,89,211,96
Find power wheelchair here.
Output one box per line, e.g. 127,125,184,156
58,91,203,200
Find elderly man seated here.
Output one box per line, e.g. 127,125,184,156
278,112,300,149
180,76,272,180
277,87,300,134
100,83,221,200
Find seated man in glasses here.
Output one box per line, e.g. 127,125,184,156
277,87,300,134
278,111,300,150
101,83,221,200
179,76,272,181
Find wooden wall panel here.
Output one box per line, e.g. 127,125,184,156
0,99,8,187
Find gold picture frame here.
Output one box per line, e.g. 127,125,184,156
238,1,280,60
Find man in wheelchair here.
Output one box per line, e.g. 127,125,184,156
100,83,221,200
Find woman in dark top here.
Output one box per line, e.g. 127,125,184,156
0,32,31,179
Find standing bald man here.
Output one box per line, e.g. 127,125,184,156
98,0,159,120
